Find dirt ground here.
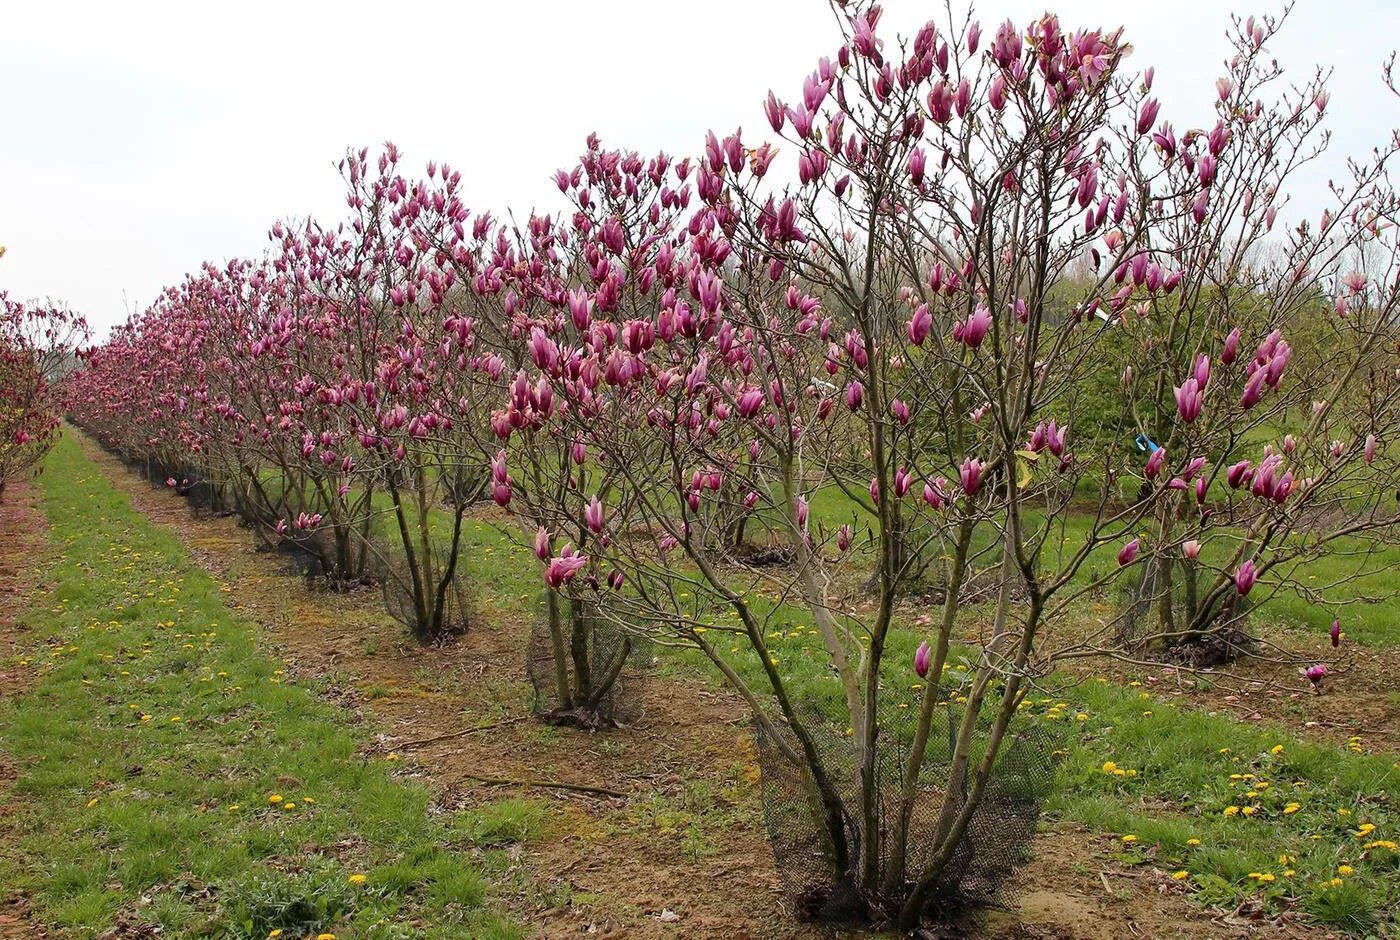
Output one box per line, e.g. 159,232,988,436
0,479,52,938
61,431,1339,940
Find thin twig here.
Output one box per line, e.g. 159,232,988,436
386,715,528,750
458,772,627,799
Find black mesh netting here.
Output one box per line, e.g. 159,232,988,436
526,596,648,728
1118,559,1255,666
369,537,470,640
753,700,1060,928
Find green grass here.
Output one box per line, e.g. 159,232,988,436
1052,679,1400,933
0,434,536,938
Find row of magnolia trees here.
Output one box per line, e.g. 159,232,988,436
66,4,1400,929
0,248,89,501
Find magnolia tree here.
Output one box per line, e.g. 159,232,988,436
0,293,87,500
455,138,695,725
1103,13,1400,660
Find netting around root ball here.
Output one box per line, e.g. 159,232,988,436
753,702,1059,928
526,597,648,728
368,538,470,640
1118,559,1256,666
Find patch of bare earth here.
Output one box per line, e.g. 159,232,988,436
76,431,1297,940
0,479,52,939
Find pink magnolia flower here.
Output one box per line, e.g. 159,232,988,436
1364,434,1378,465
1234,560,1257,595
545,546,588,588
836,524,852,552
1117,539,1140,566
907,304,932,346
1240,367,1267,410
894,466,913,498
1305,663,1328,689
1226,460,1252,488
737,387,765,419
1330,619,1342,648
1183,539,1201,560
960,304,992,348
1174,378,1203,423
534,526,551,561
1136,98,1160,135
845,380,864,410
1145,446,1166,480
914,640,932,679
585,496,605,533
922,479,948,510
1221,327,1241,365
959,458,983,496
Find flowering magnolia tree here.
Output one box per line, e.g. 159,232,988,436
0,292,87,500
64,1,1400,930
1104,13,1400,660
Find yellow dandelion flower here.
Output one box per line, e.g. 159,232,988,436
1186,838,1201,846
1223,806,1240,817
348,873,367,884
267,794,283,804
1241,806,1259,817
1270,745,1284,755
1283,803,1301,815
1171,870,1189,880
1337,865,1354,876
1121,835,1138,844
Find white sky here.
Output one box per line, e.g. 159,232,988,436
4,0,1398,336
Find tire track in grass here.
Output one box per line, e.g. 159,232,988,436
0,434,522,939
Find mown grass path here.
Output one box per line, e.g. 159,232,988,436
0,434,521,939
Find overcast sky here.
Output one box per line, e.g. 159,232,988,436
4,0,1399,336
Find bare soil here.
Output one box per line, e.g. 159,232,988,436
68,432,1332,940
